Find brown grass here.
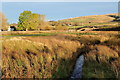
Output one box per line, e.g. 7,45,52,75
1,31,120,78
2,35,81,78
60,13,118,23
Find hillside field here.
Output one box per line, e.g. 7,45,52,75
59,13,119,28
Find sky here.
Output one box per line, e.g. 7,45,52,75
1,0,120,2
1,2,118,24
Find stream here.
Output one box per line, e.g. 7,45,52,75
70,55,84,80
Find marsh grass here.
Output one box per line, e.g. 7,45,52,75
1,31,120,78
2,36,81,78
82,59,116,78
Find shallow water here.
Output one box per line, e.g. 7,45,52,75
70,55,84,79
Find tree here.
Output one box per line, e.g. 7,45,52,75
18,11,32,31
37,14,46,30
18,11,46,31
0,12,8,30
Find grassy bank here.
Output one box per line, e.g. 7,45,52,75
1,31,120,78
2,35,81,78
1,31,99,37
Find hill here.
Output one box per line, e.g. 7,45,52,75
59,13,119,26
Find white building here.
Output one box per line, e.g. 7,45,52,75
8,26,16,31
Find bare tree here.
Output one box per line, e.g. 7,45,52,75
0,12,8,30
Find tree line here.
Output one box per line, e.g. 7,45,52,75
1,11,69,31
18,11,50,31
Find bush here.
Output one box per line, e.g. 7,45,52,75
55,25,68,30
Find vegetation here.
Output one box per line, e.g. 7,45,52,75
2,35,81,78
2,33,57,37
0,11,120,78
1,11,119,31
59,13,118,23
18,11,49,31
0,12,8,30
1,31,120,78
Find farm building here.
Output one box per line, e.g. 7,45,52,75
8,26,16,31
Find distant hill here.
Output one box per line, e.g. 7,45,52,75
59,13,118,26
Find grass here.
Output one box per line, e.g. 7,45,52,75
68,26,83,29
59,13,118,29
1,31,99,38
67,22,118,30
1,31,120,78
82,59,116,78
60,13,117,23
2,32,58,37
66,32,98,35
2,35,81,78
